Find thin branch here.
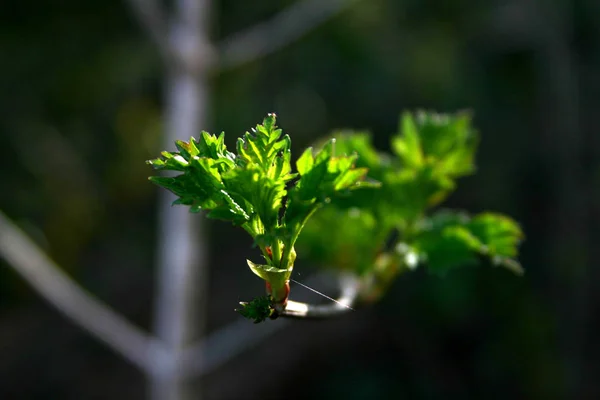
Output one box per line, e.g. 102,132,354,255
180,315,291,379
126,0,177,66
180,271,356,377
148,0,212,397
0,210,159,374
281,273,361,319
217,0,359,70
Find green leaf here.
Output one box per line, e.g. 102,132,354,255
291,139,375,202
306,112,478,234
466,213,524,258
206,208,247,224
333,167,368,190
236,296,274,323
324,131,384,172
291,155,329,201
149,110,523,311
246,259,292,298
409,110,477,178
296,206,383,275
284,137,378,248
413,225,481,272
147,114,296,238
236,114,290,175
392,112,423,168
376,165,454,226
413,210,524,274
296,147,314,176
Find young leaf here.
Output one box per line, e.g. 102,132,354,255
412,210,524,274
299,111,523,281
247,259,291,282
284,139,379,247
236,296,274,323
148,113,378,306
296,206,383,275
412,225,481,272
147,114,294,235
149,110,524,318
392,112,423,168
404,110,478,178
296,147,314,176
466,213,524,258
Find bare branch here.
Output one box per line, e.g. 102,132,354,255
126,0,176,66
180,286,359,379
0,210,159,374
180,315,290,378
148,0,213,397
281,273,361,319
180,271,356,378
217,0,359,70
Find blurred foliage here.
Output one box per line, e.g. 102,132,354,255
297,111,522,282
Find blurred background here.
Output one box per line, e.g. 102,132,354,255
1,0,599,399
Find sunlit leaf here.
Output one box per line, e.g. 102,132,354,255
413,210,524,274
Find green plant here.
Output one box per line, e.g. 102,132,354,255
148,111,523,322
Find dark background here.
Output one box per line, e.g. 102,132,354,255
1,0,599,399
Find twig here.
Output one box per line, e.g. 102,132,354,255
217,0,359,70
179,271,359,377
0,206,361,382
281,273,361,319
0,210,159,374
180,316,291,378
148,0,212,398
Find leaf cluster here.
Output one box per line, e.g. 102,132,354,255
297,110,523,277
147,114,375,297
411,210,524,274
148,110,524,321
147,114,292,234
235,296,274,324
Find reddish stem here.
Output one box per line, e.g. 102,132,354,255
265,281,290,307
